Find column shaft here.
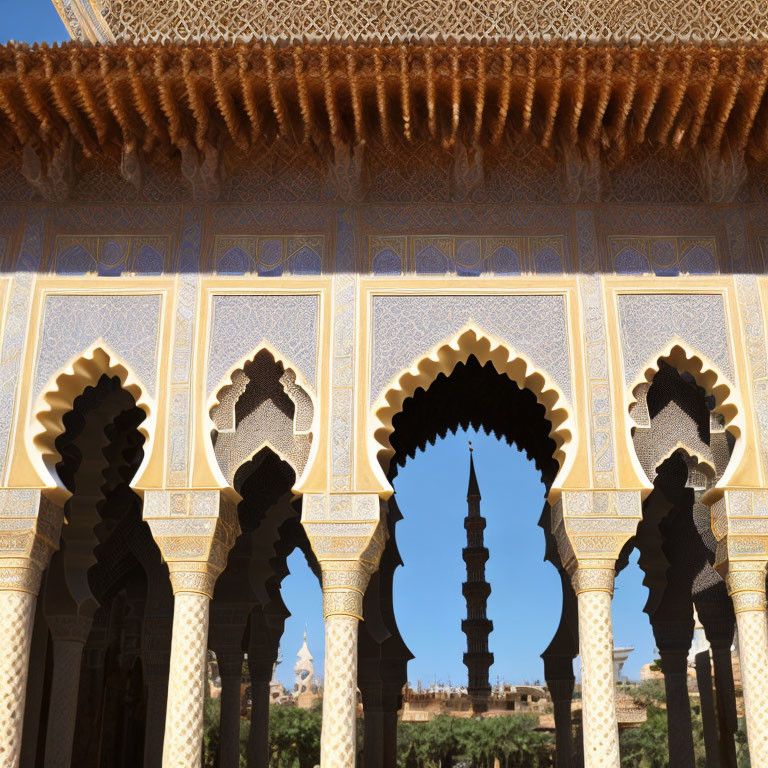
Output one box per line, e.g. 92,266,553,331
727,568,768,765
381,709,398,768
574,571,620,768
219,673,243,768
711,646,738,768
247,679,270,768
659,653,694,768
321,615,359,768
0,589,38,768
43,638,87,768
548,678,576,768
20,596,48,768
162,592,211,768
733,607,768,763
695,650,721,768
363,709,383,768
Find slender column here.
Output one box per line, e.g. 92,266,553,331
144,490,240,768
162,585,211,768
572,568,620,768
322,612,360,768
0,585,40,768
547,676,576,768
321,567,370,768
43,614,93,768
381,705,399,768
726,564,768,766
20,593,49,768
0,493,62,768
247,678,270,768
695,650,721,768
711,645,738,768
658,649,694,768
217,652,243,768
303,494,387,768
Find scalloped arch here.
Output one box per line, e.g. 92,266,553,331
30,343,153,489
206,341,318,489
370,325,575,487
627,340,745,487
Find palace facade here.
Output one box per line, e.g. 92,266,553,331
2,2,768,768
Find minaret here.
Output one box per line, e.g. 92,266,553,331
461,443,494,714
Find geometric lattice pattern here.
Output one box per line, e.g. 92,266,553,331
0,591,36,767
162,593,211,768
577,590,620,768
321,616,359,768
92,0,768,44
735,609,768,765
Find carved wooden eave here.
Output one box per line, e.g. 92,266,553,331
1,41,768,194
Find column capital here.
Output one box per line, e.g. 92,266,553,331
551,490,642,575
570,566,615,596
144,490,241,599
0,490,63,595
725,561,767,613
320,561,375,620
46,612,93,644
303,492,388,619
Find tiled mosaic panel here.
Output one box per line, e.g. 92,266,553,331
608,236,718,275
367,235,566,275
50,235,171,275
212,235,324,275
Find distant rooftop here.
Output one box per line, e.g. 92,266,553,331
52,0,768,46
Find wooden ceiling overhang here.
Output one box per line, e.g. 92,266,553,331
2,40,768,175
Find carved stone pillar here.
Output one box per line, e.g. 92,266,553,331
696,600,737,768
43,613,93,768
20,590,49,768
710,491,768,765
694,650,720,768
572,568,620,768
725,563,768,765
657,647,695,768
144,490,240,768
303,493,388,768
0,492,62,768
552,491,642,768
246,664,271,768
217,652,244,768
543,663,575,768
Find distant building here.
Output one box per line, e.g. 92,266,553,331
401,682,548,722
293,630,321,709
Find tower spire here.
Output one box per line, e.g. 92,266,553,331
461,443,494,715
467,441,481,499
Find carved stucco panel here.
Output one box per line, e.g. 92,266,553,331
617,293,733,385
34,293,163,399
206,294,319,395
0,210,45,478
370,294,572,404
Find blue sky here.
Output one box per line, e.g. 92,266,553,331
1,0,67,43
3,0,658,689
280,431,655,689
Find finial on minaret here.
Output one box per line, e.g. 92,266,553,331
467,442,481,500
